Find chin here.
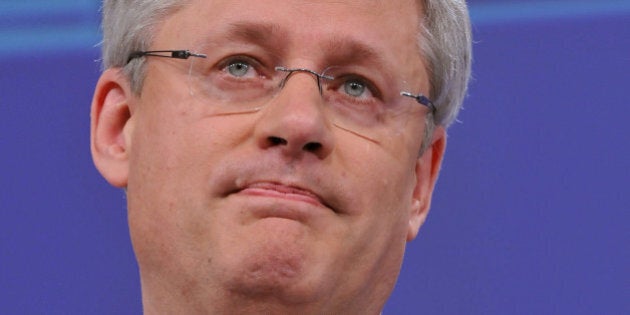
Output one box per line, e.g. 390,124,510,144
225,257,327,304
220,221,329,303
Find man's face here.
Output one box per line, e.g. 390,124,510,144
95,0,444,311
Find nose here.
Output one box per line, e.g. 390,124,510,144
253,70,334,160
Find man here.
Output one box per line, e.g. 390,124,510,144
90,0,471,313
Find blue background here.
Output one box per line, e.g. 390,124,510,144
1,1,628,314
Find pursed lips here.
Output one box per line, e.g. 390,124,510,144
236,181,327,208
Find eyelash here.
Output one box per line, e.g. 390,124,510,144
211,54,384,102
216,55,267,79
335,75,380,98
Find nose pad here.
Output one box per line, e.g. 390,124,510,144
275,66,333,96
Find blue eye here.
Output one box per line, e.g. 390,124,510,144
344,80,367,97
226,61,252,77
337,75,379,100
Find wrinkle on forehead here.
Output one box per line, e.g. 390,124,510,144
162,0,428,88
195,20,404,82
221,22,287,49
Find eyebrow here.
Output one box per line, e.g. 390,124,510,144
219,21,286,52
211,21,392,75
321,36,394,79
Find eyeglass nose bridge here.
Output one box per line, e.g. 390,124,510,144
274,66,334,95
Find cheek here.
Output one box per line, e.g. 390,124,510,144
125,116,202,273
125,94,255,269
339,135,418,207
336,139,418,249
333,151,415,286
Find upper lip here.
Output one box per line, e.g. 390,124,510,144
214,156,341,213
231,179,334,210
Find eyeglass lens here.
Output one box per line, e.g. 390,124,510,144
179,46,431,141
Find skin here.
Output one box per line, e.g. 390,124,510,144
91,0,446,314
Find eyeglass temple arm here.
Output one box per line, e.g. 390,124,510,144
401,91,436,114
126,50,207,64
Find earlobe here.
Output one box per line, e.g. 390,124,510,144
90,68,134,188
407,126,446,241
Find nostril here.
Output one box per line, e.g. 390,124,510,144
266,136,323,153
268,136,288,145
303,142,322,152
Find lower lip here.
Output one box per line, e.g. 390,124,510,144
238,187,323,207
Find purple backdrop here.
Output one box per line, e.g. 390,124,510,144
1,1,628,314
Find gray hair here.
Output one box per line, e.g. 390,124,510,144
101,0,471,129
420,0,472,128
101,0,188,92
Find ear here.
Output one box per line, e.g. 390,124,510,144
407,126,446,241
90,68,135,188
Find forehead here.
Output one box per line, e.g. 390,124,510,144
154,0,427,80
